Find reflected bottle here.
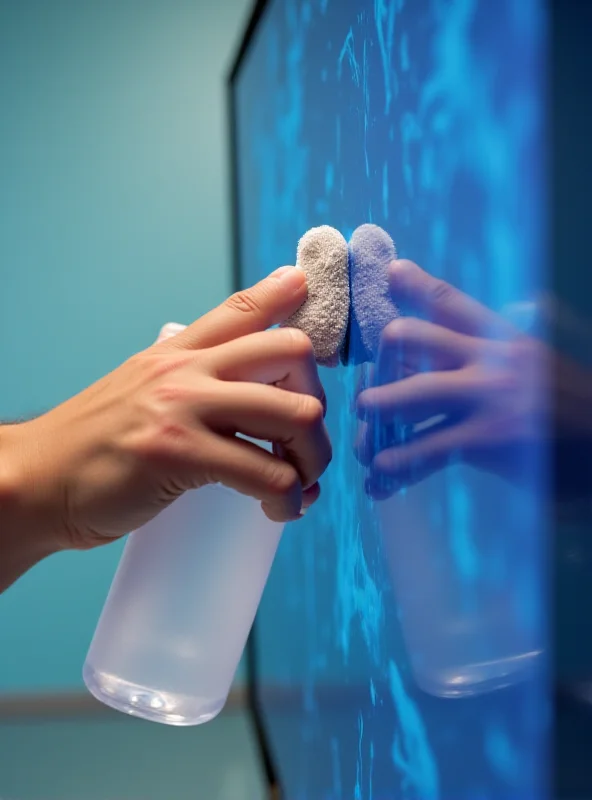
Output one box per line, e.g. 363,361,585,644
379,469,543,698
375,302,547,697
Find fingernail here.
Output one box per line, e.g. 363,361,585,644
270,265,306,293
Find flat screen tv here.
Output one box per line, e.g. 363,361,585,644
229,0,549,796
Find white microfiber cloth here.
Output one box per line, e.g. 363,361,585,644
282,225,350,367
345,223,399,364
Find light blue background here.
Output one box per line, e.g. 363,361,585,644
0,0,251,693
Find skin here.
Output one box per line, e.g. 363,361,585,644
356,259,592,500
0,266,332,592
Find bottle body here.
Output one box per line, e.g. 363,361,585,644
83,484,283,725
379,464,543,698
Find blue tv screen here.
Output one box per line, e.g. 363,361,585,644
231,0,548,797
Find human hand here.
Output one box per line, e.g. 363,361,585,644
2,267,332,566
355,259,551,499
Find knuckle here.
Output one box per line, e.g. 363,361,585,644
153,421,188,447
374,448,398,472
131,390,195,458
389,258,419,290
427,277,455,307
264,462,299,498
356,388,373,416
225,290,262,315
292,393,324,429
132,419,188,463
373,449,402,481
152,382,190,405
261,502,286,523
382,316,416,346
282,327,315,360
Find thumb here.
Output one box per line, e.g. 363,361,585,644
166,266,307,350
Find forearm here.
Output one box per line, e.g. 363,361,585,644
0,424,61,592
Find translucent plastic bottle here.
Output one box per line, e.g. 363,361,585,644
83,323,284,725
378,463,542,698
83,483,284,725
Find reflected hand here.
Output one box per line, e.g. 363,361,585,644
356,259,550,499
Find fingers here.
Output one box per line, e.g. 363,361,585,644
388,260,517,339
357,370,473,426
355,414,449,467
364,420,480,500
204,382,331,491
205,327,326,412
356,368,474,468
205,435,303,522
166,267,307,351
375,317,480,384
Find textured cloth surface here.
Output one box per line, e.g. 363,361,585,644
282,225,350,367
347,223,399,363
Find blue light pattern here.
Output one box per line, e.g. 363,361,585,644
234,0,547,796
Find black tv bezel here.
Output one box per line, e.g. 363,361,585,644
227,0,279,796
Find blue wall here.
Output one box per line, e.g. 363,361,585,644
0,0,251,693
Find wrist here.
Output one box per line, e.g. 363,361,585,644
0,422,63,591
